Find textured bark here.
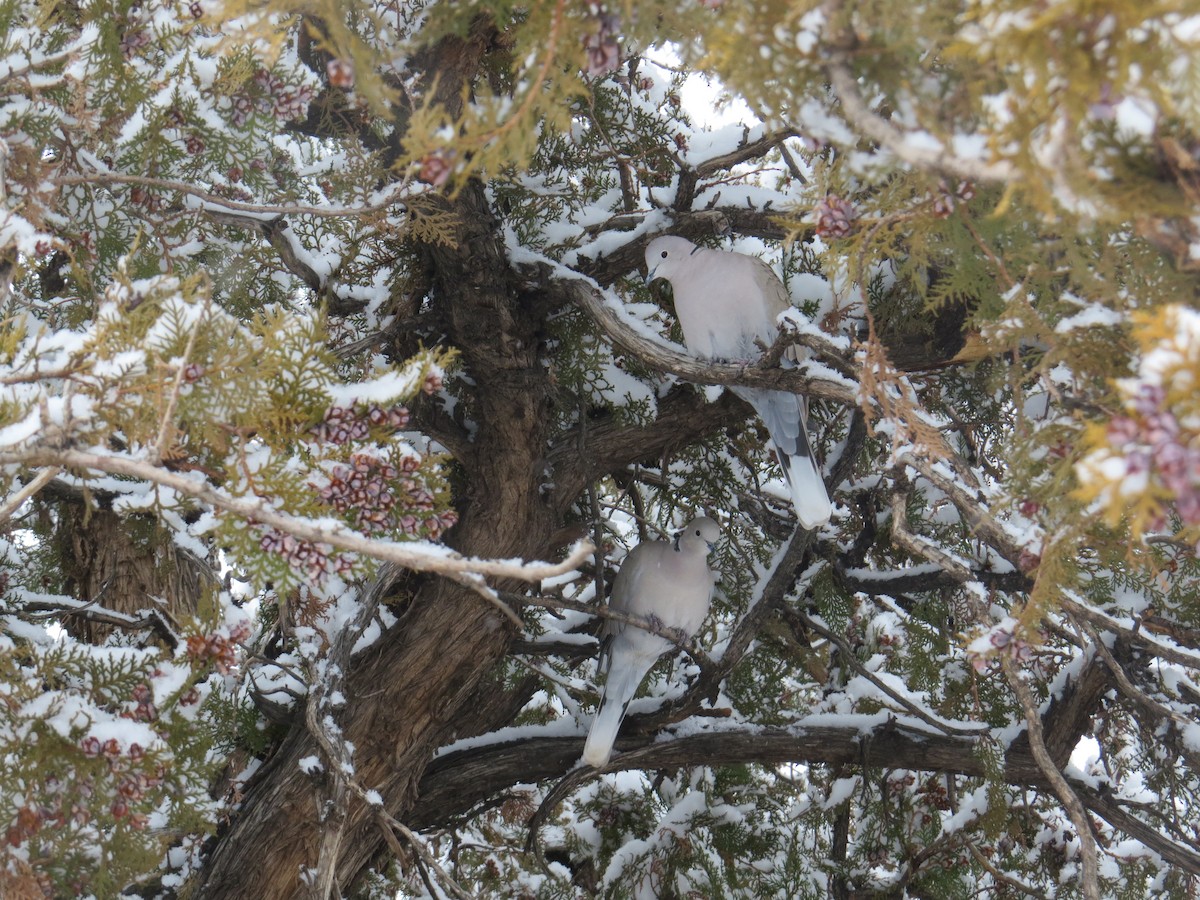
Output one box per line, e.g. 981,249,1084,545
55,504,212,644
195,156,557,895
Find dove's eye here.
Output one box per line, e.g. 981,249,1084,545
660,250,668,259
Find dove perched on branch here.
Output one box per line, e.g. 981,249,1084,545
582,516,720,769
645,236,832,529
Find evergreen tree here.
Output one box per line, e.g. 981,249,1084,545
0,0,1198,896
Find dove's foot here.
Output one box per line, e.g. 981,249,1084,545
667,626,691,644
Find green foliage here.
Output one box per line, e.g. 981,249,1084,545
1,0,1198,894
0,613,229,896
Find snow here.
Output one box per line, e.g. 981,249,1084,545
298,755,323,774
0,408,42,449
434,717,588,758
1113,96,1158,138
822,776,859,809
1054,304,1123,333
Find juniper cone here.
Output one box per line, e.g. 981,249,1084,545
645,236,832,529
583,517,720,768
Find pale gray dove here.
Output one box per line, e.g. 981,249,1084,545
644,235,832,529
582,516,720,768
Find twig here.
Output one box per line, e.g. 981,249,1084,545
501,591,713,669
788,605,987,737
965,840,1047,898
1074,619,1200,771
0,467,60,525
888,475,974,583
17,597,180,650
1060,594,1200,669
153,294,211,463
445,572,524,630
1001,658,1100,900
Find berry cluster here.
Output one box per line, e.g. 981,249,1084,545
1107,384,1200,526
120,27,150,58
931,179,976,218
315,452,459,540
326,58,355,90
319,453,404,533
185,621,251,674
129,186,163,213
422,371,444,395
71,739,164,831
128,683,157,723
418,149,455,187
582,12,621,77
813,194,857,238
259,529,355,584
310,403,411,445
229,68,315,127
968,620,1034,673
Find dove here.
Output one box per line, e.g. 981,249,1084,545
582,516,720,769
644,235,832,529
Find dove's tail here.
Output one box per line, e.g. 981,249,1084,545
583,657,649,768
779,444,831,530
738,387,832,529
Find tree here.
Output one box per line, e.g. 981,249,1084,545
1,0,1199,897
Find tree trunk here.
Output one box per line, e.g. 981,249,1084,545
194,154,566,894
55,503,212,644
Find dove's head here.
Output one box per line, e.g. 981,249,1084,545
677,516,720,555
644,236,698,286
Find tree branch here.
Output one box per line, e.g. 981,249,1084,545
555,275,856,404
820,36,1015,185
1002,658,1100,900
0,447,592,584
53,171,414,218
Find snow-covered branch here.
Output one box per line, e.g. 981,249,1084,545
53,171,414,219
559,275,856,405
820,32,1015,185
0,448,591,583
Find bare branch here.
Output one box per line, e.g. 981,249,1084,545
416,725,1200,878
503,591,713,669
1075,620,1200,772
889,476,974,583
675,128,799,209
301,563,477,900
0,467,60,525
898,451,1026,569
1061,594,1200,670
16,597,180,650
786,604,986,737
1002,658,1100,900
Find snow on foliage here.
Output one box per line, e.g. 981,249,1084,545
0,0,1198,895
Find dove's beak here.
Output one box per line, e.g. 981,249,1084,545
644,265,658,287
